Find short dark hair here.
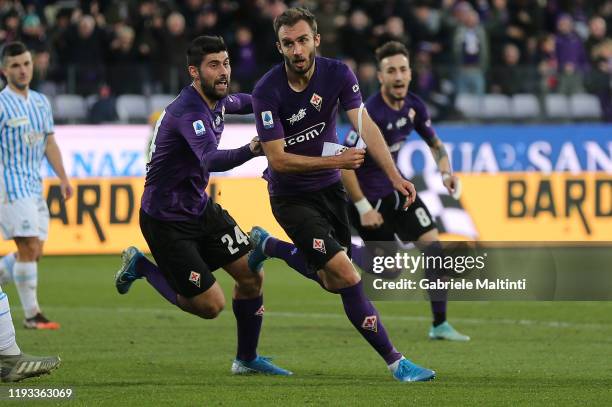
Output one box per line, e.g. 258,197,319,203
273,7,318,39
186,36,227,68
375,41,409,67
1,41,28,63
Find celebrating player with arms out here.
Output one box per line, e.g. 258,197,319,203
249,8,435,382
114,36,290,376
342,41,469,341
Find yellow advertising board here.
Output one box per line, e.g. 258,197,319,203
0,172,609,255
461,172,612,241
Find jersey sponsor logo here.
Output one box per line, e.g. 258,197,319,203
396,117,407,129
312,238,326,254
192,120,206,136
310,93,323,111
361,315,378,332
214,115,221,127
189,271,201,287
255,305,265,316
284,122,325,147
7,117,29,127
261,111,274,129
287,108,307,125
352,84,360,93
408,108,416,123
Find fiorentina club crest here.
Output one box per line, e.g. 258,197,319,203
255,305,265,316
312,238,326,254
189,271,201,287
310,93,323,111
361,315,378,332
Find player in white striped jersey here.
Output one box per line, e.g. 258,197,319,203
0,42,73,330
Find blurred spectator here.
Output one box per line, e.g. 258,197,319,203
229,26,258,92
412,47,454,119
316,0,346,58
0,9,21,44
453,8,488,95
108,25,144,95
194,8,220,38
30,49,58,96
21,12,46,51
490,43,534,95
376,16,409,48
555,14,588,94
485,0,511,63
537,34,559,95
408,2,443,59
89,84,118,124
157,11,190,93
64,14,107,95
357,61,378,99
586,39,612,121
585,16,607,64
341,9,374,63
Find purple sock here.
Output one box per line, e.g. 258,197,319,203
424,242,448,326
265,237,327,290
338,281,402,365
232,296,264,362
136,256,178,306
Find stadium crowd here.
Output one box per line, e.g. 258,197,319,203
0,0,610,121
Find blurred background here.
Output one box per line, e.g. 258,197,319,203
0,0,610,123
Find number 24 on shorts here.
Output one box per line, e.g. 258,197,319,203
221,226,249,254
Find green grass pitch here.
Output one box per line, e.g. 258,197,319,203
1,255,611,406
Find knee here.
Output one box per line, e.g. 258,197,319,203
195,298,225,319
17,240,39,261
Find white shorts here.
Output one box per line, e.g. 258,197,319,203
0,195,49,241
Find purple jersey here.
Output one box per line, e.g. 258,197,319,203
141,85,253,220
344,91,436,201
252,57,362,195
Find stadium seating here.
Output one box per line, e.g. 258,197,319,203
53,94,88,123
545,94,571,120
455,94,482,120
116,94,149,123
482,94,512,120
511,94,541,120
570,93,602,120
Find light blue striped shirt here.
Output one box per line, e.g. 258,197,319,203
0,86,54,202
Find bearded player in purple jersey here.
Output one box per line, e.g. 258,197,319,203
113,36,291,376
249,8,435,382
342,41,470,342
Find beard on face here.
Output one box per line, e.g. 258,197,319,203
283,48,315,75
199,69,229,101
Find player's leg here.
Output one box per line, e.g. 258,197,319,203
248,226,329,291
0,286,60,382
271,185,434,381
201,202,290,375
398,195,469,341
0,252,16,284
